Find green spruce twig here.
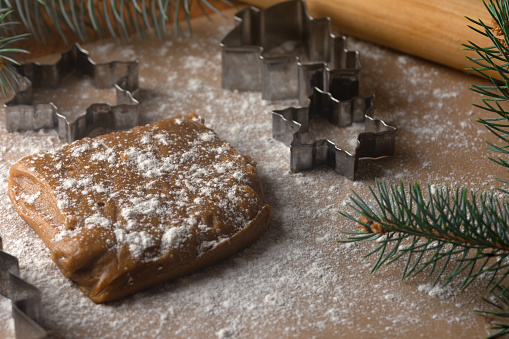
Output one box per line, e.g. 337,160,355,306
0,7,29,96
341,1,509,336
3,0,234,43
476,283,509,339
340,180,509,290
465,1,509,192
0,0,233,96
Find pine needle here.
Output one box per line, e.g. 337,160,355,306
0,0,233,96
341,2,509,336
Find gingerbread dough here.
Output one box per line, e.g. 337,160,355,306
8,113,272,303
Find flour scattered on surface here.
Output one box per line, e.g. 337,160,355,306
0,12,500,339
418,283,457,299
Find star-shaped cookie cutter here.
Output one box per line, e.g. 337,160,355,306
0,236,47,339
220,0,360,105
220,0,396,180
4,43,139,143
273,88,396,180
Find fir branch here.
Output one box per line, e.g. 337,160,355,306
0,0,233,96
340,3,509,335
2,0,235,43
340,180,509,290
476,284,509,339
464,0,509,191
0,7,29,96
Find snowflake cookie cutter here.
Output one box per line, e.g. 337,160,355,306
0,236,47,339
272,88,396,181
220,0,396,180
220,0,360,105
4,43,139,143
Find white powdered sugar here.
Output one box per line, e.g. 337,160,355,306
161,226,188,251
115,230,155,259
70,143,90,157
84,214,111,228
19,191,40,204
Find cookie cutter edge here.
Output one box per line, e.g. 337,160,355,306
220,0,361,105
4,42,139,143
220,0,397,179
0,236,47,339
272,87,396,180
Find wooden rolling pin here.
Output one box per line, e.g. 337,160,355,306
238,0,493,76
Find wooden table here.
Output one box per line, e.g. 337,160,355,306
0,4,504,338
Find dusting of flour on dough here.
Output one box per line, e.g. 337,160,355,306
17,116,261,265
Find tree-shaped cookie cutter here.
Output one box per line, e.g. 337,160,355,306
4,43,139,143
220,0,396,180
0,236,47,339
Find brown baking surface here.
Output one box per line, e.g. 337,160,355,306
0,8,505,339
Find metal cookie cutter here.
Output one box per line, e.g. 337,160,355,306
0,236,47,339
5,43,139,143
273,88,396,180
221,0,396,180
221,0,360,105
